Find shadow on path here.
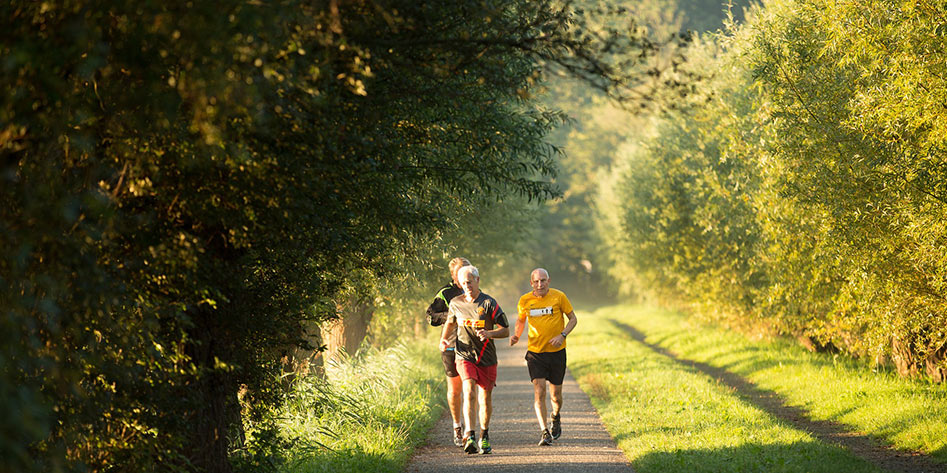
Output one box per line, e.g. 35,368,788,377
610,320,946,473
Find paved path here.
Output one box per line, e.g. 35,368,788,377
405,341,633,472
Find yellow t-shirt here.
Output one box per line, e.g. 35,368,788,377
517,288,573,353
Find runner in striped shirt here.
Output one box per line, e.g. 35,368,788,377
439,265,509,454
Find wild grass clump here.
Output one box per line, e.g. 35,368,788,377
247,341,443,473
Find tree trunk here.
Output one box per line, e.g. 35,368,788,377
925,343,946,383
892,337,920,378
183,306,237,473
322,298,374,365
191,369,234,473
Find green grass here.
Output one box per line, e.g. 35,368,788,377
276,340,444,473
568,304,947,472
613,304,947,460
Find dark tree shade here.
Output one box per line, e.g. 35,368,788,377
1,1,660,471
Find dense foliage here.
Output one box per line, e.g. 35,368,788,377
1,1,660,472
599,0,947,381
525,0,751,299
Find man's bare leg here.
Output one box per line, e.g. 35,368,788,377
550,382,563,439
462,379,477,432
478,386,493,431
447,375,463,424
461,379,479,453
447,374,463,445
477,385,494,453
550,382,563,418
531,378,548,431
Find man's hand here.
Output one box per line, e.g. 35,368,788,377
476,329,490,342
510,334,520,346
439,338,450,352
550,334,565,348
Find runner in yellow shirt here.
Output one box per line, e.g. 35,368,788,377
510,268,577,446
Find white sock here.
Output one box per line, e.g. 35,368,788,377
453,422,462,429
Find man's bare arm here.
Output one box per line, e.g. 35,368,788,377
439,320,456,351
550,310,577,348
478,325,509,341
510,317,525,345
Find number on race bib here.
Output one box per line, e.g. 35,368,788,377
529,307,554,317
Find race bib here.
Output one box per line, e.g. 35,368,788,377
529,307,554,317
462,319,486,328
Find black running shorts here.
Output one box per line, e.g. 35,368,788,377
525,349,566,385
442,348,459,378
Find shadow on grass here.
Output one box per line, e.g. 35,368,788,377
610,319,947,473
634,441,876,473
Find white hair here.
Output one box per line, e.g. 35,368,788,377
531,268,549,280
458,265,479,279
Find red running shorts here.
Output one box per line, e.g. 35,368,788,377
455,359,497,390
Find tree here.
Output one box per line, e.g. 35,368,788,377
2,1,666,471
596,0,947,381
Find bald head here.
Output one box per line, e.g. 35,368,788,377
530,268,550,297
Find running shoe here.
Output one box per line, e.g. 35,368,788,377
463,432,478,454
453,426,464,447
479,434,492,454
538,429,553,446
551,414,561,440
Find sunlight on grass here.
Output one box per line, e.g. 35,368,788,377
277,341,444,473
602,304,947,465
569,308,883,473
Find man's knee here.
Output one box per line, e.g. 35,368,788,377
463,380,477,394
532,379,547,397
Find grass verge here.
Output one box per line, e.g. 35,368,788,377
568,304,947,472
609,304,947,461
276,340,444,473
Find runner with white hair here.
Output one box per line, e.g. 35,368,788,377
439,265,510,454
